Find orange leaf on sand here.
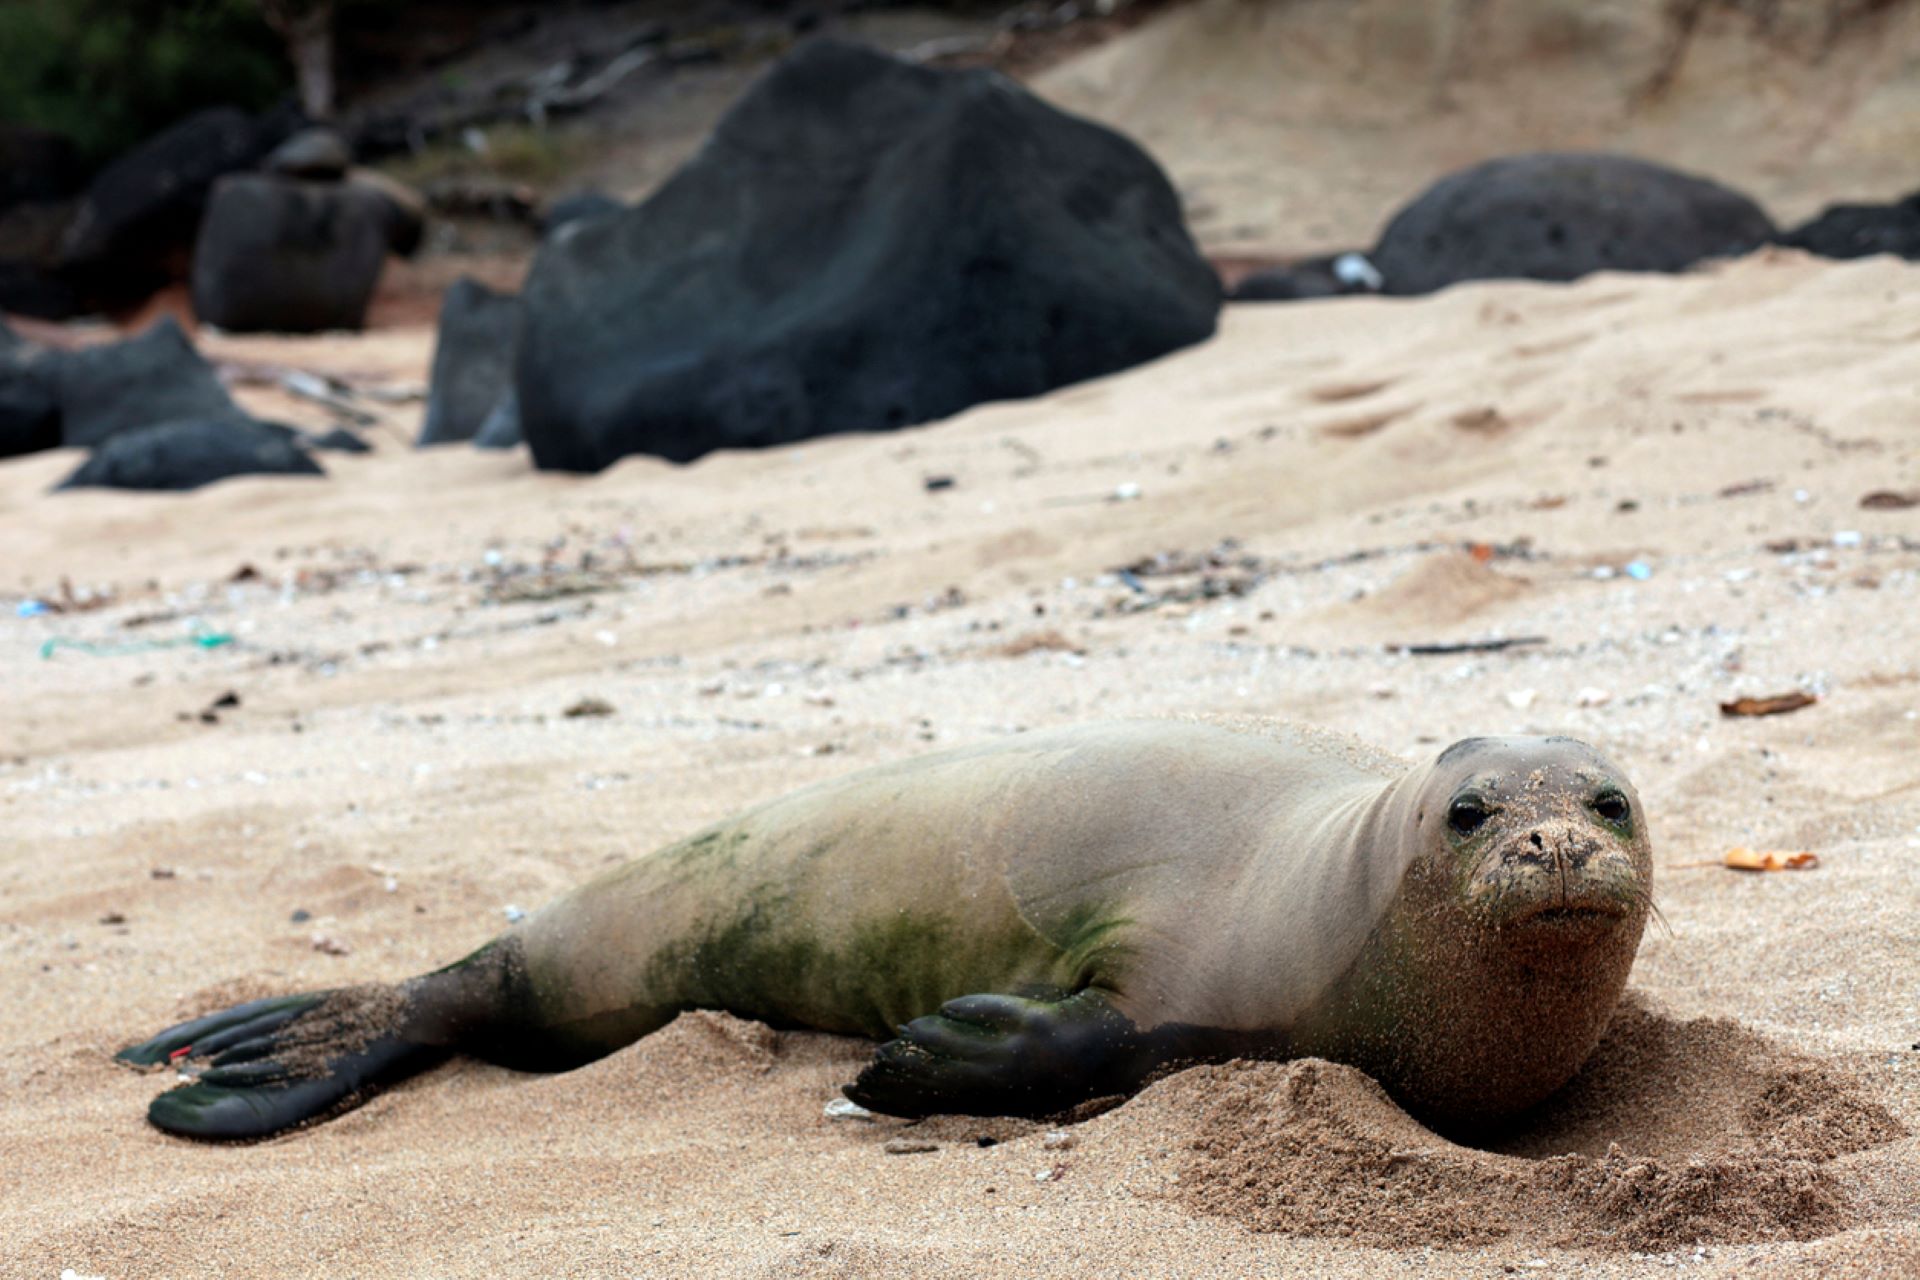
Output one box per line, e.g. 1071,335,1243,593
1719,691,1817,717
1724,847,1819,872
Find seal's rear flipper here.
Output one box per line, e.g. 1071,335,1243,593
117,988,445,1140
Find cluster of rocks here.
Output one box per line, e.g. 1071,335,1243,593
422,38,1221,470
18,34,1918,492
0,110,422,332
1234,153,1920,303
3,316,344,491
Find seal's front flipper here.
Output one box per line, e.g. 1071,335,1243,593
844,988,1156,1119
117,987,445,1140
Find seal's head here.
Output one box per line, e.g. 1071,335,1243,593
1347,734,1655,1126
1424,735,1653,940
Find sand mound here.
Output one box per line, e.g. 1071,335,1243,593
1314,550,1532,638
1089,994,1902,1251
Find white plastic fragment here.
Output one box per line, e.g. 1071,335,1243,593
1332,251,1384,291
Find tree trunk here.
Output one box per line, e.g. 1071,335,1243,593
263,1,337,121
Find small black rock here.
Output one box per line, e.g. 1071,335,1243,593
57,417,325,492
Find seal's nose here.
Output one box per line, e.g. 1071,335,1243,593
1515,824,1603,895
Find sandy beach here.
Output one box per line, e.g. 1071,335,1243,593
1,246,1915,1276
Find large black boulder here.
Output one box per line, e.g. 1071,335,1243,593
418,277,520,445
191,175,396,333
57,418,323,492
1,322,61,458
53,318,246,449
517,38,1221,471
1778,191,1920,261
1371,153,1776,296
58,106,297,302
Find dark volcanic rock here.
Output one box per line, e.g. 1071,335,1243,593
542,191,624,235
472,389,522,449
265,128,353,181
419,277,520,445
0,322,61,458
0,197,84,319
1779,191,1920,261
59,107,296,301
191,175,395,333
1232,252,1382,303
517,38,1221,471
0,126,81,209
0,259,83,320
348,170,427,258
53,318,245,449
57,418,323,491
1371,153,1776,296
306,426,371,453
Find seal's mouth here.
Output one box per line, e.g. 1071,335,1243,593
1505,899,1629,929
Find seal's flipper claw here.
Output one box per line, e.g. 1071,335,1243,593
150,1073,359,1140
207,1034,283,1068
197,1059,298,1089
935,994,1032,1032
116,994,329,1067
843,1041,949,1118
146,1032,444,1140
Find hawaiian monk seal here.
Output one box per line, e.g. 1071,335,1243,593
119,719,1654,1140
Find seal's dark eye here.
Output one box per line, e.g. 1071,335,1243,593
1447,798,1491,836
1594,791,1630,824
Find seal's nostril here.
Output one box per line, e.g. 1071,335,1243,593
1529,832,1544,851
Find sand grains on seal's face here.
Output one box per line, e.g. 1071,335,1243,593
1426,740,1652,932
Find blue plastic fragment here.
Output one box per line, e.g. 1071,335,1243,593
15,600,48,619
1624,561,1652,581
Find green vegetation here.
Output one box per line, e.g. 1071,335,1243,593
0,0,291,168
